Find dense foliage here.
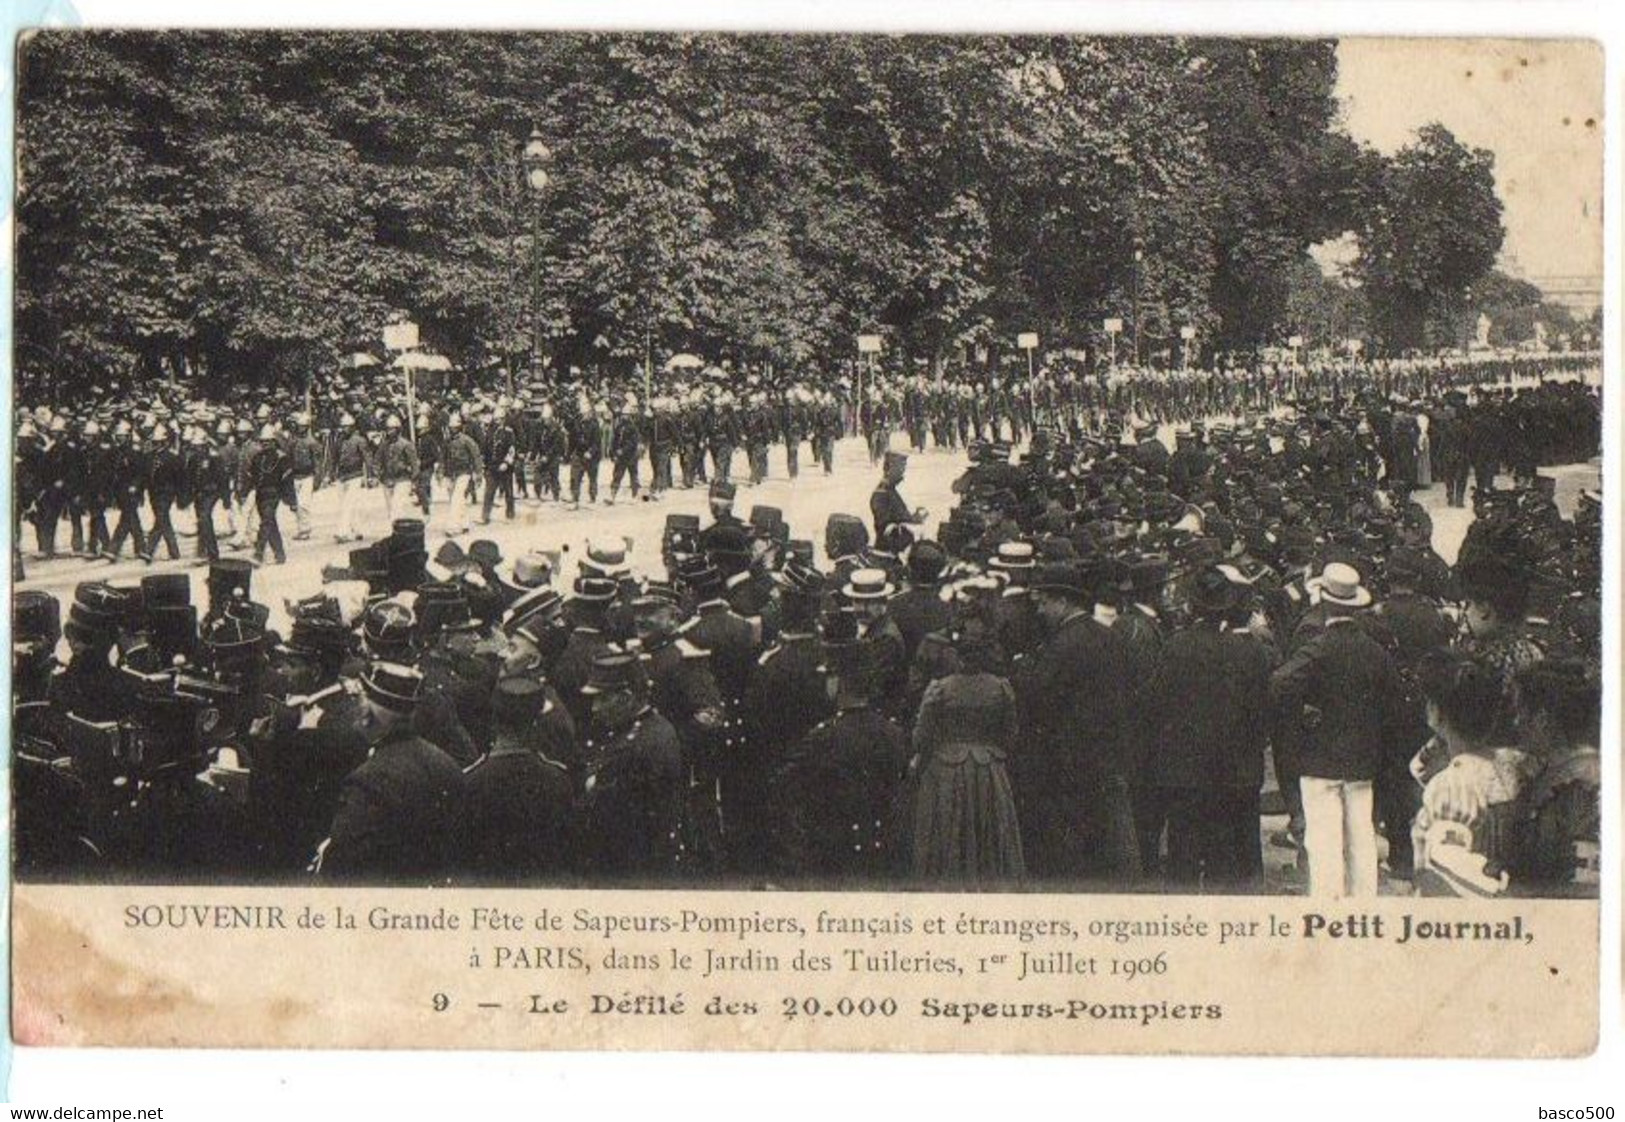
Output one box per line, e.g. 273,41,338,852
15,31,1509,391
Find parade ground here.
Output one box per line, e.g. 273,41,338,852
15,431,1599,619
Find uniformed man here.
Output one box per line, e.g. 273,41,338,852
315,661,467,883
607,394,643,503
144,423,184,562
104,421,151,563
251,613,369,870
248,423,291,566
870,451,926,541
767,615,908,882
479,406,518,524
379,414,419,528
185,423,228,563
463,676,577,881
330,413,370,543
286,413,321,540
577,650,689,878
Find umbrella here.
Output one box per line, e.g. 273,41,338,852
391,352,453,372
665,353,704,372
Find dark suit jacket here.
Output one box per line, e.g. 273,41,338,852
887,586,951,664
1270,618,1406,781
1013,612,1134,787
1145,624,1273,790
321,729,467,882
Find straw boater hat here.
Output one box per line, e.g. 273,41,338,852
988,541,1036,571
842,567,895,601
1306,561,1372,608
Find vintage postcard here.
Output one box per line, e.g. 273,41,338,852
6,28,1604,1056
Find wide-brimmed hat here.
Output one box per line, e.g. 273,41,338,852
504,586,564,636
1030,561,1089,599
572,575,620,604
509,551,556,590
584,538,631,578
988,541,1036,571
1307,561,1372,608
842,568,894,601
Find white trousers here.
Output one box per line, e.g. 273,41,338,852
443,473,470,533
294,477,313,536
1299,776,1379,899
336,478,361,540
382,481,407,528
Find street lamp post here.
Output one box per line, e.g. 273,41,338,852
522,127,554,393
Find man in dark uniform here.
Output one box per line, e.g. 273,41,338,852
104,421,150,563
870,451,926,541
37,415,85,558
185,423,228,563
577,651,689,878
696,481,745,556
551,576,617,731
608,396,643,503
248,423,291,565
738,561,834,869
81,420,115,559
316,661,467,883
463,676,577,881
143,422,185,563
251,614,369,870
287,413,321,539
767,619,908,882
479,406,518,524
632,587,729,866
566,399,602,508
676,560,761,713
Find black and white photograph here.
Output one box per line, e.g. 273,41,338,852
8,29,1602,906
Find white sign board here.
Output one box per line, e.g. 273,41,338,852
856,334,883,354
1179,326,1197,341
1103,318,1124,334
383,321,420,352
1288,334,1304,348
1016,332,1039,350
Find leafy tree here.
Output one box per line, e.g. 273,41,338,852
1354,123,1504,351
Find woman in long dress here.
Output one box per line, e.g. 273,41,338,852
906,588,1024,887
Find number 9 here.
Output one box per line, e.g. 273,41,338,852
433,993,450,1012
